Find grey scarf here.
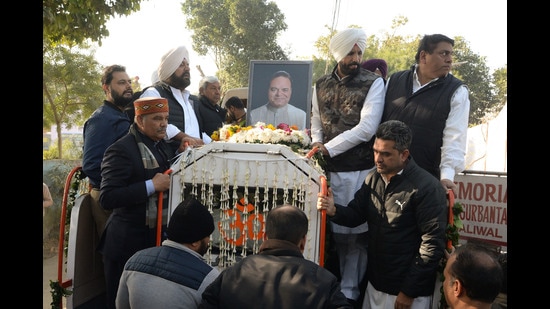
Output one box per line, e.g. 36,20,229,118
129,124,168,228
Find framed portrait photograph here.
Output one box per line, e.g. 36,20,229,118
247,60,313,130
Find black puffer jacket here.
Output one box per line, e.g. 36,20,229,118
197,95,226,136
330,156,447,297
200,239,352,309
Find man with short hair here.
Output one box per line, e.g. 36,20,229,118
196,75,226,136
382,34,470,196
82,64,133,237
224,96,247,126
317,120,448,309
443,244,503,309
116,197,220,309
200,204,352,309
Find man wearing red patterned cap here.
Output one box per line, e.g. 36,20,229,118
98,97,173,309
310,28,385,308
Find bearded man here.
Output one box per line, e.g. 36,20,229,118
140,45,209,155
310,28,386,308
82,64,134,237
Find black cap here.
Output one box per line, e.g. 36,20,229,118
167,197,215,243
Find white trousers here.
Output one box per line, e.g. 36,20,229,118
333,232,368,300
329,168,372,300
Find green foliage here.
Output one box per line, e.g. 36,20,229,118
43,0,144,48
446,201,464,246
42,7,506,137
490,66,507,116
43,0,142,159
43,43,103,158
43,160,82,241
450,37,498,125
50,279,73,309
181,0,289,91
43,137,83,160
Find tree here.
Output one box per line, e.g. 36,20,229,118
43,0,144,48
363,16,419,75
43,0,145,159
447,37,498,125
43,43,104,159
181,0,288,91
491,66,507,113
311,26,337,82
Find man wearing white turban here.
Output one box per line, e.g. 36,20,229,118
310,28,385,308
140,45,210,155
329,28,367,63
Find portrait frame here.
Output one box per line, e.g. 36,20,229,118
247,60,313,129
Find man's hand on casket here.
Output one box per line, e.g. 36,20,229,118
311,142,329,156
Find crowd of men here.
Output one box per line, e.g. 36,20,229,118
77,27,504,309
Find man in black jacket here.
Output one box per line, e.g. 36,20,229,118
99,97,173,309
382,34,470,197
317,120,447,309
196,75,226,136
200,204,352,309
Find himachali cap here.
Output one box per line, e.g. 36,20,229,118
134,97,169,116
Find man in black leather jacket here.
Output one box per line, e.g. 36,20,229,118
200,204,352,309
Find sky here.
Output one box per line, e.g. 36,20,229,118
94,0,507,92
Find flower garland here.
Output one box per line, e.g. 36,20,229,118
211,122,312,154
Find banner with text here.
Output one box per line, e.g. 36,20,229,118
455,173,507,251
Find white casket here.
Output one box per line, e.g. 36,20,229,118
167,142,326,268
